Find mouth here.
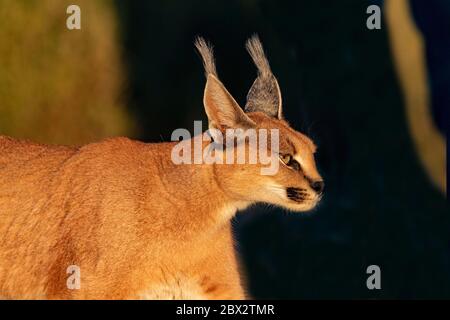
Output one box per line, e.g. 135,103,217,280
266,184,321,211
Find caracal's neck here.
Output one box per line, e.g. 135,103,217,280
144,140,249,236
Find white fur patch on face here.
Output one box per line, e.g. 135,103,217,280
293,154,304,168
266,183,288,199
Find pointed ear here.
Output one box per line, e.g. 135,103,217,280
203,74,255,131
245,35,283,119
195,37,255,130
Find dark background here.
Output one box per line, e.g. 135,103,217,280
114,0,449,298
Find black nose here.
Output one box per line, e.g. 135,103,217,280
311,180,324,194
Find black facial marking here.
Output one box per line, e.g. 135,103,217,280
286,187,308,202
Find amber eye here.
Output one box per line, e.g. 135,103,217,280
280,154,301,171
279,154,292,165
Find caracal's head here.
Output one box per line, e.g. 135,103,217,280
195,36,323,212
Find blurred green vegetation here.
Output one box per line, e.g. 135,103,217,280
0,0,133,145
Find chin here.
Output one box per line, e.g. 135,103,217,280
277,195,321,212
284,201,318,212
258,190,322,212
